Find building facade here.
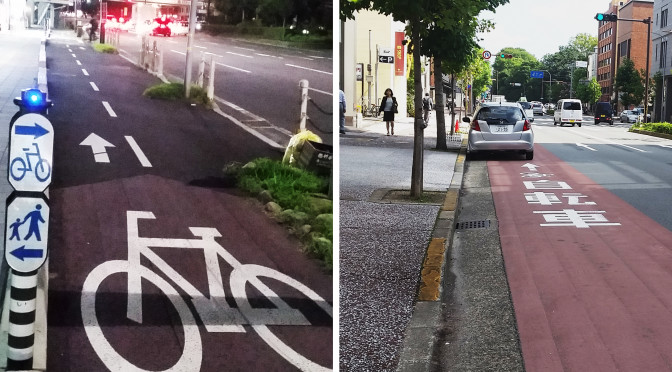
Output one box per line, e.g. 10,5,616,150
597,1,620,103
652,0,672,121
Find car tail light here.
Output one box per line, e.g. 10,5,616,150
523,119,531,131
471,118,481,131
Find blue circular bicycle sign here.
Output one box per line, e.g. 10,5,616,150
8,114,54,192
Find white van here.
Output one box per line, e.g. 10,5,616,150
554,99,583,127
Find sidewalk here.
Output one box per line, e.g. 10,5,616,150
339,112,466,371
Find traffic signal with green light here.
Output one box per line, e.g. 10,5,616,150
500,53,513,59
595,13,617,22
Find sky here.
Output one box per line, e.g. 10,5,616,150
477,0,617,61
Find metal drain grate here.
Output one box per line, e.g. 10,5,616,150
456,220,491,230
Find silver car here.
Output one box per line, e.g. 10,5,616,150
464,102,535,160
620,110,639,123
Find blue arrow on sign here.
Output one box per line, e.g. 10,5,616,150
15,123,49,139
10,245,44,261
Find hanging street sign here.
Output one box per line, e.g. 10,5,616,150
8,113,54,192
5,193,49,273
530,71,544,79
378,46,394,64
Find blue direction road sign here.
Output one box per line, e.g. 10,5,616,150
5,193,49,273
530,71,544,79
8,114,54,192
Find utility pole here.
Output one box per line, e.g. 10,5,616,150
645,17,651,122
367,30,372,108
184,0,199,98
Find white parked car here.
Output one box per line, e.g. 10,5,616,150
620,110,639,123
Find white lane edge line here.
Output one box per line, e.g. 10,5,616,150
90,82,99,91
216,62,251,74
308,87,333,96
171,50,186,56
567,128,647,153
82,69,89,76
124,136,152,167
658,144,672,149
576,143,597,151
284,63,332,75
102,101,117,117
226,51,253,58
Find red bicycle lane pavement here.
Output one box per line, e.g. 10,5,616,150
488,145,672,372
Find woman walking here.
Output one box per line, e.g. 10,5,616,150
379,88,398,136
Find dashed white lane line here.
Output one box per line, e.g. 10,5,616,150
82,69,89,76
299,57,314,61
76,60,82,66
171,50,186,56
90,82,99,91
567,128,647,153
195,45,207,49
255,53,283,59
204,52,224,58
68,48,72,52
216,62,251,73
234,46,256,51
79,47,85,50
102,101,117,117
226,51,252,58
72,53,77,58
284,64,332,75
124,136,152,167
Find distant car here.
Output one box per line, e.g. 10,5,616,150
632,107,650,122
554,99,583,127
518,101,534,118
594,102,613,125
169,21,189,36
532,102,546,116
151,17,172,37
620,110,639,123
463,101,535,160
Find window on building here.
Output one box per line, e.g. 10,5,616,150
663,8,668,28
656,44,659,61
661,41,668,68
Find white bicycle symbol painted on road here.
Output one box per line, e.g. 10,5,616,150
81,211,332,371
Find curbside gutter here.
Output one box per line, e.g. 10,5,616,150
396,139,467,372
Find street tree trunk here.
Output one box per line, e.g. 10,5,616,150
450,74,456,135
434,56,447,150
410,19,424,197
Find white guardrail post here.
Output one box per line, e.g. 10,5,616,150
207,54,215,100
298,79,309,132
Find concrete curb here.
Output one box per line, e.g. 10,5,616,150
629,128,672,140
396,139,468,372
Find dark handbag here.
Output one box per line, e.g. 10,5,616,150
394,100,398,113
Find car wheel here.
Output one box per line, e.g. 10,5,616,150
578,123,581,127
595,120,599,125
525,151,534,160
572,123,575,127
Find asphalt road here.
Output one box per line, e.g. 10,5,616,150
43,33,332,371
115,31,333,145
449,113,672,370
531,114,672,231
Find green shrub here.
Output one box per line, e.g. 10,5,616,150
547,109,555,115
407,92,415,117
630,122,672,134
93,43,118,54
236,158,332,268
143,83,212,107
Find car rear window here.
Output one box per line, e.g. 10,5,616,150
563,101,581,110
476,106,523,124
519,102,531,109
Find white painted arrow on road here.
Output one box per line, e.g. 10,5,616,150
577,143,597,151
521,163,539,171
80,133,115,163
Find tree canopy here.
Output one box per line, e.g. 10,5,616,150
615,58,644,108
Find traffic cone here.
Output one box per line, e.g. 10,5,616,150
455,119,459,133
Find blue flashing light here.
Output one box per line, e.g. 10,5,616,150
15,88,51,112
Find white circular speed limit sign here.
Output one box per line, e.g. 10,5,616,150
483,50,492,59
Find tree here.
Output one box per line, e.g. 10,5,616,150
492,47,541,102
615,58,644,109
341,0,509,196
540,33,598,100
576,78,602,108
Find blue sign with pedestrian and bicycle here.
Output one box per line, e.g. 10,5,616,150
8,113,54,192
5,195,49,272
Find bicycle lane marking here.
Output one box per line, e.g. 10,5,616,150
488,145,672,371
